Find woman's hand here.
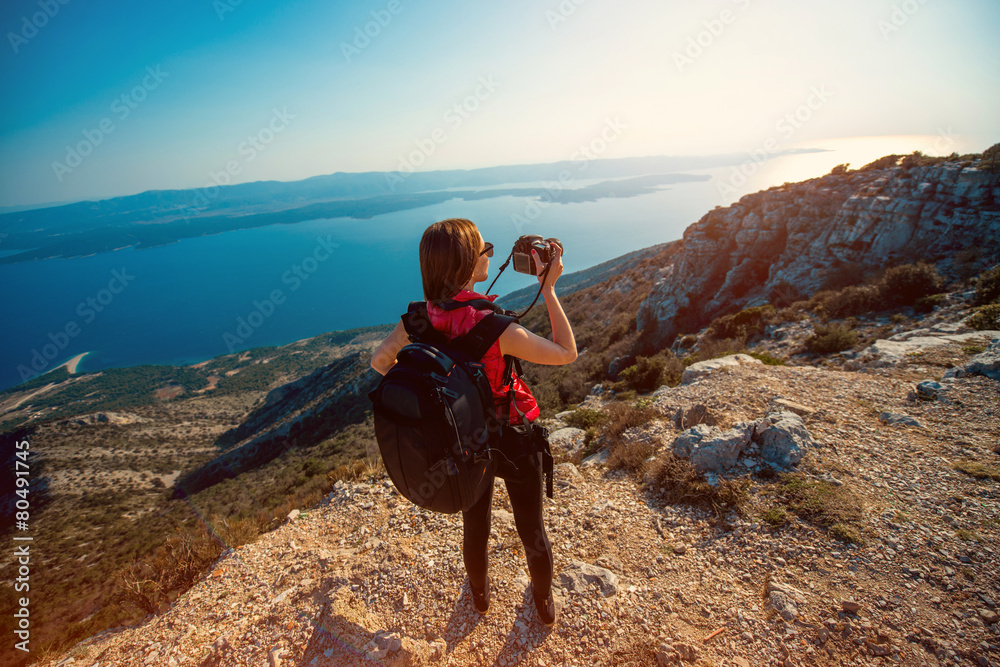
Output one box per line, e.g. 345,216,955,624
532,238,563,289
500,236,576,365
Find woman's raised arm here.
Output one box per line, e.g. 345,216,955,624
498,244,576,365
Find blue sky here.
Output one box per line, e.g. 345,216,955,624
1,0,998,207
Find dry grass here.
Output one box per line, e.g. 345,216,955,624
760,506,789,526
602,401,659,442
774,473,865,544
602,401,661,476
953,460,1000,481
644,451,750,515
113,522,227,615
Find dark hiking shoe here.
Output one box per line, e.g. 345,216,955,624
471,577,491,614
532,586,557,627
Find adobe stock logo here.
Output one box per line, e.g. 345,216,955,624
7,0,71,54
15,267,135,383
673,0,752,73
340,0,406,62
222,235,339,353
384,76,500,192
51,65,169,182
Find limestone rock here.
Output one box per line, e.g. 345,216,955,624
66,411,150,426
945,338,1000,381
772,398,814,416
681,354,763,385
755,411,815,468
581,447,609,468
842,599,862,614
915,380,945,400
549,427,588,458
556,561,619,597
766,581,806,621
861,331,1000,367
670,404,717,429
636,163,1000,349
879,412,922,428
670,422,755,473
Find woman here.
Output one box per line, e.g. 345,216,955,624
370,218,577,627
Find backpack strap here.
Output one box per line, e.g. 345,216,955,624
451,312,518,361
401,301,449,346
437,298,519,318
403,300,518,361
436,298,500,313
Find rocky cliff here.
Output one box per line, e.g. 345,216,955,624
637,161,1000,348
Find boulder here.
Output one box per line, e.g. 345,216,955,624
861,331,1000,367
555,561,619,597
681,354,762,384
767,581,806,621
879,412,922,428
915,380,945,400
755,411,815,468
944,339,1000,381
670,422,755,473
670,404,717,429
608,356,631,379
581,447,609,469
548,428,588,458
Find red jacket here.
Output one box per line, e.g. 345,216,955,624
426,289,540,424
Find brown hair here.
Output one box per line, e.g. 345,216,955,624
419,218,480,303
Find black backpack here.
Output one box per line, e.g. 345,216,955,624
368,298,519,514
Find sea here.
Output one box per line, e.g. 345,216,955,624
0,135,973,391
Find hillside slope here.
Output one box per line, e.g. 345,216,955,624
638,161,1000,348
51,336,1000,667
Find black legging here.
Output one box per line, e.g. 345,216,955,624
462,453,553,601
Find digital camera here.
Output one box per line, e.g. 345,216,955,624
511,235,561,275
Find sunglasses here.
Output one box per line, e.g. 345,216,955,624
480,242,494,257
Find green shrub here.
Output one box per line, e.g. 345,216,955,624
829,163,851,176
915,293,945,313
878,262,945,308
899,151,927,171
602,401,659,443
981,142,1000,173
859,154,901,171
617,352,685,392
707,304,775,340
807,323,858,354
617,356,665,393
954,249,985,281
562,408,608,430
974,265,1000,305
813,285,879,319
821,262,868,292
967,304,1000,331
747,351,787,366
953,460,1000,481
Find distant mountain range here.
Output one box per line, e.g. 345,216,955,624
0,151,823,265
